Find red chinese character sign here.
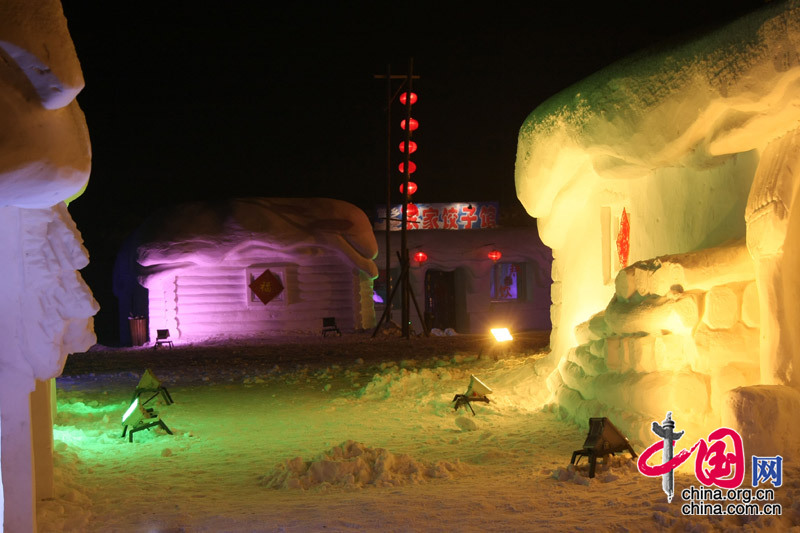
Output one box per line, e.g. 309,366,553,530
374,202,500,231
249,269,284,305
616,208,630,268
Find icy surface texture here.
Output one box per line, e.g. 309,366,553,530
515,2,800,457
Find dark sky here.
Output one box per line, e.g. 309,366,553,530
58,1,770,343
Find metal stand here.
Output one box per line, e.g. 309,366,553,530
121,408,173,443
452,394,490,416
372,251,429,337
134,386,173,407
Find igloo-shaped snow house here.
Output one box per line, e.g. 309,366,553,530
372,203,552,335
516,1,800,457
115,197,379,343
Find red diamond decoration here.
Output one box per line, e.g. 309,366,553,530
249,269,284,305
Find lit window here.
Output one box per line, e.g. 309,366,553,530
491,263,525,301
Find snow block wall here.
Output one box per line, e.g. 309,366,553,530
117,198,378,342
515,1,800,456
552,241,760,444
0,1,98,531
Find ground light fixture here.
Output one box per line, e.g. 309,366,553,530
452,374,492,415
490,327,513,342
570,417,637,478
121,397,173,443
132,368,174,407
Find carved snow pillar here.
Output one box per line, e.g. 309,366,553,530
0,1,96,529
745,128,800,388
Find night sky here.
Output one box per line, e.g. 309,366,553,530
58,1,770,344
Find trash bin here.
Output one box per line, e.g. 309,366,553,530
128,316,147,346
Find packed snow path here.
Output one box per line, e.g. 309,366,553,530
42,334,799,531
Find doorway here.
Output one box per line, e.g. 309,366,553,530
424,269,456,331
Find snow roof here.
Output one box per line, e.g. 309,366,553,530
515,1,800,220
135,197,379,278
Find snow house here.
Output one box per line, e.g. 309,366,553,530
114,197,379,344
515,1,800,457
373,201,552,335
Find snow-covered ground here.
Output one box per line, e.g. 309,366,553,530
40,332,799,532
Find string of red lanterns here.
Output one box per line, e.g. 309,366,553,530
398,92,419,227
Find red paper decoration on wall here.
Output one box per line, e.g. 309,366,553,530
248,269,284,305
616,208,630,268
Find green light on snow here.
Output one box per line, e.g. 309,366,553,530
122,398,138,423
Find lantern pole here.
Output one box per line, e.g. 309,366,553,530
373,61,419,338
382,65,393,322
400,58,414,339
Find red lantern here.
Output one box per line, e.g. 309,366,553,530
406,203,419,218
398,141,417,154
414,251,428,263
400,118,419,131
399,181,417,195
398,161,417,174
488,250,502,262
399,92,417,105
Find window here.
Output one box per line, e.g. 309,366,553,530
491,262,525,301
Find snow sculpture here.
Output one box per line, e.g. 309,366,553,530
0,1,97,531
117,198,378,342
515,1,800,456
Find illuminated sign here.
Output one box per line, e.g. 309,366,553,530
375,202,499,230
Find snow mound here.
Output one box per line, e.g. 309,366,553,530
549,454,638,485
259,440,464,490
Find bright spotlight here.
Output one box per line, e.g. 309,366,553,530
452,374,493,415
490,328,513,342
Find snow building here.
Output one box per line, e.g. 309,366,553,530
373,202,552,334
0,1,98,531
516,1,800,457
114,197,379,343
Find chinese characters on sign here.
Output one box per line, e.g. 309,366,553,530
249,269,284,305
374,202,499,231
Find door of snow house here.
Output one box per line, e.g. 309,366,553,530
424,270,456,331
